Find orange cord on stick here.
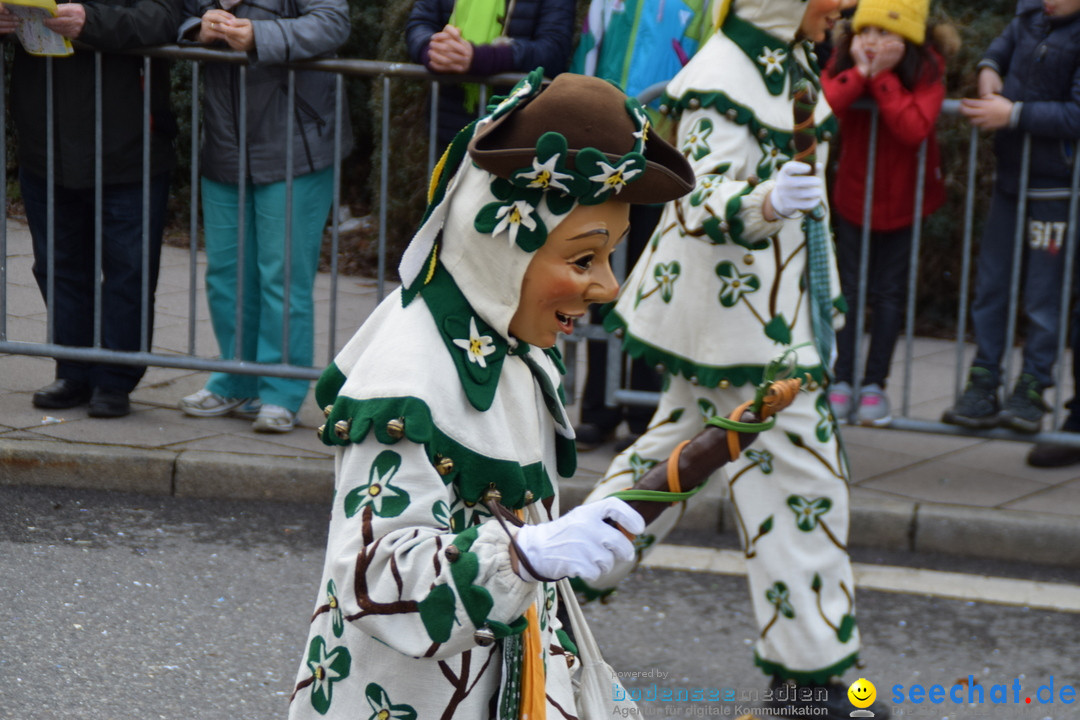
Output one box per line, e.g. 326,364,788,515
666,440,692,494
725,377,803,460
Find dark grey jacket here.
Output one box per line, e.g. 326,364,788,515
11,0,182,188
979,6,1080,194
180,0,353,184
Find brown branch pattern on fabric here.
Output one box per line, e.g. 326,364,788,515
346,509,421,621
438,652,472,720
548,692,576,720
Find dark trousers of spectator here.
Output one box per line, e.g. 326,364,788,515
580,204,663,435
832,214,912,389
21,169,170,393
970,189,1069,390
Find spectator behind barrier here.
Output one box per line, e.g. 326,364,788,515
405,0,576,148
944,0,1080,438
0,0,181,418
821,0,958,427
175,0,355,433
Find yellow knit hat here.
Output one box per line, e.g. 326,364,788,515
852,0,929,45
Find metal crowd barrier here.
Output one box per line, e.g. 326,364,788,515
2,47,1079,447
563,92,1080,448
0,46,518,382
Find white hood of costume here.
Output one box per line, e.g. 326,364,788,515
730,0,809,43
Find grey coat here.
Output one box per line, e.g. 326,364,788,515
180,0,353,185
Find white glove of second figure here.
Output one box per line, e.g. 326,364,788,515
514,497,645,582
769,160,824,218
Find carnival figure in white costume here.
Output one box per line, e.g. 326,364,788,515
287,71,697,720
580,0,890,717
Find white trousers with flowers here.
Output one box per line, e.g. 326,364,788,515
584,376,860,682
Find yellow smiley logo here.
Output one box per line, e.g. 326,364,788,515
847,677,877,709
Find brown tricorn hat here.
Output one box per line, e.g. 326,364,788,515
468,72,694,205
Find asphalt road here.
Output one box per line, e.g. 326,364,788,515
1,485,1078,720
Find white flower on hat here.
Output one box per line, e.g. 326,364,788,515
588,158,643,198
453,316,497,368
491,198,540,246
757,47,788,76
518,154,575,194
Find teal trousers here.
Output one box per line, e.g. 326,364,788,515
201,168,333,412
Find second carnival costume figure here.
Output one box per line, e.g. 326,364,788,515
581,0,887,716
287,70,696,719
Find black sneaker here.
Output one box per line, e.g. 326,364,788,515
999,373,1048,433
941,367,1000,428
767,677,891,720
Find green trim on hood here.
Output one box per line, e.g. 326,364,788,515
660,89,839,157
603,308,826,389
319,394,560,507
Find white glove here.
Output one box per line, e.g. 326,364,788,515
513,497,646,582
769,160,824,219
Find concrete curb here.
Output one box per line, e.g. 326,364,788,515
2,437,1079,568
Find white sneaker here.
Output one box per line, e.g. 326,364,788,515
827,381,854,424
855,383,892,426
179,388,255,418
252,404,297,433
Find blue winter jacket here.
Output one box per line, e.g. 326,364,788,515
405,0,575,146
979,6,1080,194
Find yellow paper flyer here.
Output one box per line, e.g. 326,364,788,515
2,0,73,57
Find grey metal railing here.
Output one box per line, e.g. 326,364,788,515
0,46,519,384
563,91,1080,448
3,47,1079,447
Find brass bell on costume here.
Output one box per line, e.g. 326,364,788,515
323,405,333,418
444,545,461,562
386,417,405,439
564,652,576,668
316,424,325,440
334,419,351,440
435,455,455,476
473,626,496,646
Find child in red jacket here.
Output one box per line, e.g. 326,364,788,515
822,0,958,425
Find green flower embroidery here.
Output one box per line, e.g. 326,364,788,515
587,157,643,197
366,683,418,720
306,636,351,714
576,147,647,203
716,261,761,307
757,46,788,76
326,579,344,638
815,394,835,442
653,262,680,302
690,173,723,207
433,500,450,527
475,181,548,252
682,117,713,161
766,581,796,619
628,452,658,483
484,68,543,123
630,103,651,150
344,450,410,519
495,199,539,245
745,448,774,473
787,495,833,532
514,149,575,194
452,316,497,369
758,140,789,179
697,398,718,420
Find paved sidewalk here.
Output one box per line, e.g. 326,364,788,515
2,219,1079,567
